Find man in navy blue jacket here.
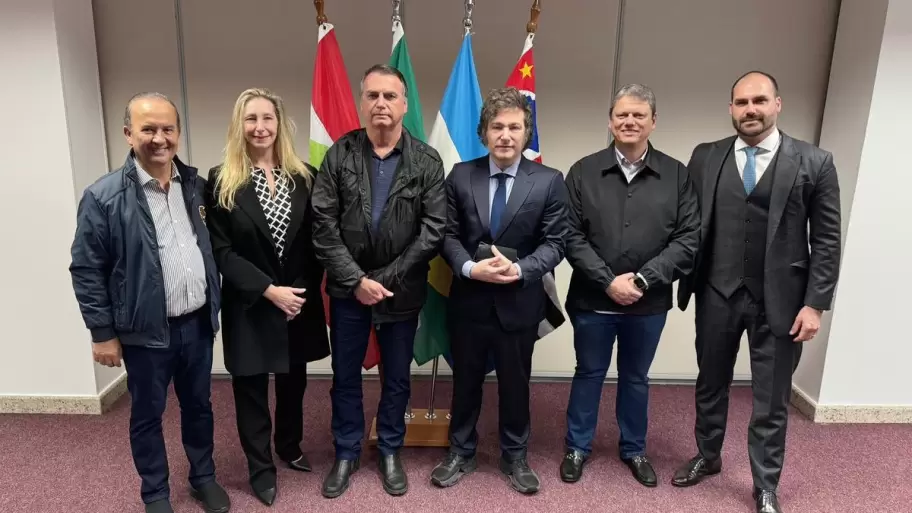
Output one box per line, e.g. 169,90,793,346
69,93,229,513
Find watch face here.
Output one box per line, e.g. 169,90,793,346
634,277,646,290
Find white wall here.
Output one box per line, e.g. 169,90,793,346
0,0,99,397
91,0,842,380
816,0,912,407
92,0,187,167
793,0,889,403
52,0,126,394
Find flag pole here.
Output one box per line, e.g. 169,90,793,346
392,0,416,422
428,0,476,422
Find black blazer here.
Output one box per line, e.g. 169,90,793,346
677,133,842,337
441,155,568,331
205,164,330,376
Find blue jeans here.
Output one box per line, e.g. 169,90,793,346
564,310,667,459
121,309,215,504
329,297,417,459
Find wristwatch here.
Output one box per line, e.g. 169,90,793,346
633,273,648,291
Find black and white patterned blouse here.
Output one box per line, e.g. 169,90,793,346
251,168,292,259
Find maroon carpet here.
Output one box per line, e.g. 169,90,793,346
2,379,910,512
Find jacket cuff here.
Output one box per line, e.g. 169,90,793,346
598,270,616,291
346,272,367,295
91,326,116,343
804,292,833,312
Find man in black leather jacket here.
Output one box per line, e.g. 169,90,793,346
311,64,446,498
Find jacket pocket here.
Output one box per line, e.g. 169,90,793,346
114,280,127,328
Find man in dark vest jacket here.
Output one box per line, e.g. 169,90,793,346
672,71,842,513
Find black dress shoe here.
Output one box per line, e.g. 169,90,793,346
285,454,312,472
253,486,276,507
322,458,359,499
430,452,477,488
499,457,541,495
379,452,408,496
754,489,783,513
671,455,721,487
559,450,588,483
622,455,657,487
144,499,174,513
189,481,231,513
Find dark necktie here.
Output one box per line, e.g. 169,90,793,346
490,173,509,236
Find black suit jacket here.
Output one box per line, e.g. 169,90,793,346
205,165,330,376
442,155,568,331
677,132,842,337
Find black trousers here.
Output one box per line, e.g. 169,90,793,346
448,307,537,461
231,363,308,491
694,285,802,491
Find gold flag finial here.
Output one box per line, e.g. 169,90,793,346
314,0,328,25
526,0,541,34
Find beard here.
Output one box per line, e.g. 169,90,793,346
732,114,772,138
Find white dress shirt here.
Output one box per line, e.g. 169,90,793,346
734,128,781,181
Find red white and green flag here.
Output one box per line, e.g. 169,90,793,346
309,22,382,369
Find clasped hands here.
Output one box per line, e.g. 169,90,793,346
470,245,519,284
264,284,307,320
606,272,643,305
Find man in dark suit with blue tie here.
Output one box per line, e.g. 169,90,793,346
429,87,568,495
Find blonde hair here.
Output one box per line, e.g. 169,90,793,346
214,88,312,210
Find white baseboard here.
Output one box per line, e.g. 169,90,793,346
791,385,912,423
0,372,128,415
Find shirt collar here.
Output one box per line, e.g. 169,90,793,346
601,141,660,177
735,127,781,153
614,145,648,168
134,157,179,185
489,155,521,178
371,133,405,159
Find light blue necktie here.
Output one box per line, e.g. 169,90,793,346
742,146,758,195
490,173,508,236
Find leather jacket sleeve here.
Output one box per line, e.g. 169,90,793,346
310,146,367,293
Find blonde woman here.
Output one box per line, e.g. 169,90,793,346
204,88,329,506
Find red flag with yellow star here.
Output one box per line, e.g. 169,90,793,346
505,33,541,162
505,32,565,339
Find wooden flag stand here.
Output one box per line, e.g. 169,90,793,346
367,355,450,447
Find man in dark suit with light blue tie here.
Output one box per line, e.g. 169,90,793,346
672,71,842,513
429,87,568,495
